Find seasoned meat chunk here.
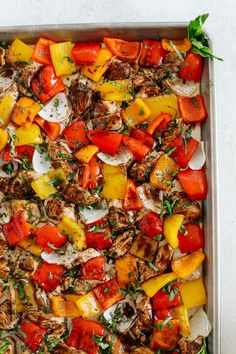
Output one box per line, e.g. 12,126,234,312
0,239,8,257
178,338,202,354
8,171,34,197
0,301,16,329
137,84,160,99
108,207,134,234
69,81,93,115
0,201,11,225
0,47,5,66
105,60,131,80
131,348,154,354
14,255,38,279
108,230,134,258
92,102,108,118
155,52,182,82
26,309,64,330
172,192,201,222
0,259,10,277
0,177,10,194
45,197,66,220
92,113,123,131
106,334,127,354
63,181,99,206
74,279,103,295
48,140,73,161
159,118,183,150
129,157,156,185
17,61,42,96
11,199,41,223
55,343,86,354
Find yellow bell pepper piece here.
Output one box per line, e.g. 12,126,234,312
121,98,151,127
75,292,102,317
0,94,16,127
144,94,179,122
75,144,99,163
11,97,41,128
150,154,180,190
7,38,33,63
15,123,43,146
13,280,38,313
103,92,132,101
163,214,185,248
0,128,9,152
95,80,132,101
31,167,68,200
162,38,192,52
179,277,207,309
57,216,86,251
130,234,158,262
173,305,190,336
18,236,43,256
50,41,76,76
142,272,178,298
171,251,205,278
102,163,127,200
51,294,82,317
81,48,113,82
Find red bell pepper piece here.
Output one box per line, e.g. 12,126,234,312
66,319,105,354
139,39,167,67
31,65,65,103
80,256,106,281
93,278,123,310
178,223,204,253
71,42,101,65
178,168,207,200
2,211,30,246
123,179,142,211
178,95,207,123
17,319,46,351
32,262,64,292
32,37,55,65
35,223,67,253
3,144,34,162
154,308,173,320
87,130,123,156
130,128,155,149
122,135,151,162
178,51,203,82
151,319,179,350
153,283,181,309
85,218,112,250
63,119,89,151
82,155,102,189
34,116,60,141
147,112,172,136
138,211,163,238
169,136,199,168
103,37,140,63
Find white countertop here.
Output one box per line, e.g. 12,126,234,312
0,0,235,352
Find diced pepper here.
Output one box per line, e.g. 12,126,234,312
3,144,34,162
169,136,199,168
162,38,192,52
130,234,157,262
115,255,138,288
93,278,123,310
178,277,207,309
2,211,30,246
0,129,8,152
177,168,207,200
147,112,172,135
104,37,140,63
0,94,16,127
178,223,204,253
122,135,151,162
154,308,173,320
51,294,82,317
14,123,43,146
80,256,106,281
173,305,190,336
63,119,89,151
50,41,76,76
72,42,101,65
17,319,46,351
18,236,43,256
150,155,180,190
82,155,102,189
178,51,203,82
11,97,41,128
138,212,163,238
13,280,38,313
123,179,142,211
85,218,112,250
139,39,167,67
121,98,151,127
163,214,185,249
95,79,131,101
153,283,181,309
57,216,86,251
87,130,123,156
130,128,155,149
34,116,60,141
35,223,67,253
75,292,102,317
7,38,33,63
31,167,68,200
32,262,64,292
102,163,127,199
151,319,179,350
32,37,55,65
171,250,205,278
142,272,178,298
178,95,207,123
81,48,113,82
75,144,99,163
144,94,179,122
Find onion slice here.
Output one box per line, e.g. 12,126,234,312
38,93,72,123
164,76,200,97
79,205,109,224
97,145,133,166
188,141,206,170
136,183,163,213
188,308,211,340
32,149,52,174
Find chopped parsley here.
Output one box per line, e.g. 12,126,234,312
139,106,145,115
155,316,173,329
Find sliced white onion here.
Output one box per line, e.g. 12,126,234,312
191,123,201,142
136,183,163,213
38,93,72,123
188,308,211,340
189,141,206,170
164,76,200,97
32,149,52,174
61,73,79,87
0,159,18,178
79,206,109,224
97,146,133,166
169,179,183,193
41,242,81,270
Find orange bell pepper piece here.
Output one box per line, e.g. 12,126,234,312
11,97,41,128
51,294,82,317
161,38,192,52
151,319,179,350
178,95,207,123
171,250,205,278
115,255,138,288
123,179,142,211
32,37,56,65
34,116,60,141
147,112,172,135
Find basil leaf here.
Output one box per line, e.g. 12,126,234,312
188,13,209,39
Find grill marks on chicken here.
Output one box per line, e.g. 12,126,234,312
69,81,94,116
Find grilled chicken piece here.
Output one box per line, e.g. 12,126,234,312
0,66,16,95
132,71,155,89
63,181,99,206
108,207,134,234
92,113,123,131
45,197,67,221
0,259,10,277
14,255,38,279
17,61,42,96
0,301,16,329
159,118,183,151
172,192,201,222
131,348,155,354
128,152,158,185
106,334,127,354
26,310,64,330
155,52,182,82
0,177,9,194
105,60,131,80
0,201,11,225
0,47,5,66
11,199,41,223
178,337,202,354
55,343,86,354
69,81,94,116
137,85,160,99
0,239,8,257
52,160,79,179
48,140,73,161
35,287,50,309
74,279,103,295
8,171,35,197
0,82,19,101
108,230,134,258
